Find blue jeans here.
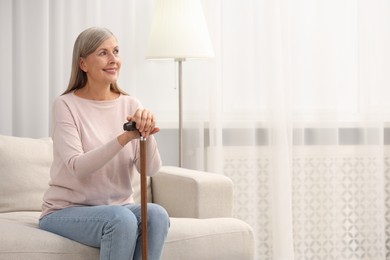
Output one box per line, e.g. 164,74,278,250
39,203,170,260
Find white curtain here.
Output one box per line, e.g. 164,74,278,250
1,0,390,259
184,0,390,259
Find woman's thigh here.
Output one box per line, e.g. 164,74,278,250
39,205,138,248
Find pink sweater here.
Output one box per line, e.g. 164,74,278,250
41,91,162,218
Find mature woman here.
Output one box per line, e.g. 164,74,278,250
39,27,169,260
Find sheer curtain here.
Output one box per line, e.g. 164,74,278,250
185,0,390,259
1,0,390,259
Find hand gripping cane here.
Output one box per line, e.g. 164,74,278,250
124,121,148,260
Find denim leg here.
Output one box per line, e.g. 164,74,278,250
39,205,138,260
125,203,170,260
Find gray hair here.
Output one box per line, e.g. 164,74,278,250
62,27,127,95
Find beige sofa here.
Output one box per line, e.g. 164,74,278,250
0,135,254,260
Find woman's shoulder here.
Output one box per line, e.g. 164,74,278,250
52,92,74,107
120,94,142,106
52,92,68,104
120,93,139,102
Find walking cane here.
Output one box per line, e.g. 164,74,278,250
124,121,148,260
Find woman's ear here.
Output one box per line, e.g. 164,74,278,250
79,58,87,72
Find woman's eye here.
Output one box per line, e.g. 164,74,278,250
114,49,119,55
99,51,106,56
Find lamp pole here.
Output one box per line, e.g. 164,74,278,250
176,58,184,167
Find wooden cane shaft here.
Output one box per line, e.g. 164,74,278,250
140,137,148,260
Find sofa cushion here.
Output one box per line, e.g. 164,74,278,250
0,135,52,213
0,212,254,260
0,212,99,260
163,217,254,260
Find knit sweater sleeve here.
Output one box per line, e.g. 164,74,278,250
52,97,123,179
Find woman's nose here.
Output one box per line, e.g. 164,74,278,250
108,53,119,63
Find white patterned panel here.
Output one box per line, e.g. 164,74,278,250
293,146,385,260
385,156,390,260
221,147,272,260
218,146,387,260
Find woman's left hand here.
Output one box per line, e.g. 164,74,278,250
127,108,160,138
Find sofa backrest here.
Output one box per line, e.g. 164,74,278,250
0,135,150,213
0,135,52,213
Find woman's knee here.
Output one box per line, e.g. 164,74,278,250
104,205,138,232
147,204,170,227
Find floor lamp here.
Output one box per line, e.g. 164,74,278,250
146,0,214,167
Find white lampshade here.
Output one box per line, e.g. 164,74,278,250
146,0,214,59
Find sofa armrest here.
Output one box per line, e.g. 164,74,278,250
151,166,233,219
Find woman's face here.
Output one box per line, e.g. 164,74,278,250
80,36,121,87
